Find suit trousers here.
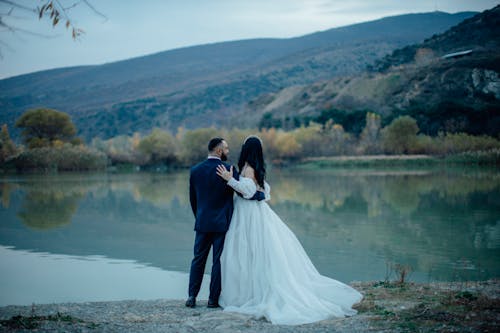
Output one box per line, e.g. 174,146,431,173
188,231,226,302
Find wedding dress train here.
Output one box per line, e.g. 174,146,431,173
219,177,362,325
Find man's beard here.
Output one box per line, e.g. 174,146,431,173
221,152,228,161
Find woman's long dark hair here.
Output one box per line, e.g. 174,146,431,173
238,136,266,188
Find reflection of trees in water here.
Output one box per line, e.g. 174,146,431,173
14,176,102,230
132,173,189,207
271,168,500,281
379,176,425,215
475,221,500,250
84,173,189,208
4,169,499,280
269,177,326,208
1,182,18,208
271,170,432,215
270,171,352,212
273,169,500,215
18,189,85,230
11,173,191,230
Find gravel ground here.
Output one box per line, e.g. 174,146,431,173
1,281,498,333
0,299,371,333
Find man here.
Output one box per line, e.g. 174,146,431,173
186,137,264,308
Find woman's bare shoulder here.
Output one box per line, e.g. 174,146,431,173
242,164,256,179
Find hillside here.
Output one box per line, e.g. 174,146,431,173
248,6,500,137
0,11,475,140
372,5,500,72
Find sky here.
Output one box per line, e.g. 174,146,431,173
0,0,498,79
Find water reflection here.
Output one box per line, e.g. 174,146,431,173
271,168,500,282
0,167,499,305
18,190,83,230
0,245,209,306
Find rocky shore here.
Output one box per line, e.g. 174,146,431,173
1,281,498,333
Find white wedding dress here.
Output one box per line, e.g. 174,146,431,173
219,176,363,325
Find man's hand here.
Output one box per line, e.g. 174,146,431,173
251,190,266,201
216,164,233,181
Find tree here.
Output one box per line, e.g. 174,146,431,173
291,124,323,157
381,116,419,154
320,120,350,156
258,112,282,130
314,108,367,136
359,112,382,154
137,128,177,165
15,108,77,148
275,131,301,159
258,127,301,161
92,134,138,165
178,128,219,165
0,124,16,162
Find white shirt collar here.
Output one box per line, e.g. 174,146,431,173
207,155,221,160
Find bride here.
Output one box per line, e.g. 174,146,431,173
215,136,362,325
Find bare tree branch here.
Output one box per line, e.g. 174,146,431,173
0,0,37,13
82,0,106,20
1,0,104,42
63,1,83,11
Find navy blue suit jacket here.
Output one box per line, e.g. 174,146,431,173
189,158,237,233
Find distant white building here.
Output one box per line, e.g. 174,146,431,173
441,49,473,59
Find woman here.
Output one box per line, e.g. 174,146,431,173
215,136,362,325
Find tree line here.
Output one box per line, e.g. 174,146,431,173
1,108,499,172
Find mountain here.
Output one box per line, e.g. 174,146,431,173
248,6,500,137
0,11,477,140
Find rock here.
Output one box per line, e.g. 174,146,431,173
471,68,500,99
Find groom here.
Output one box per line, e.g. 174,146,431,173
186,137,264,308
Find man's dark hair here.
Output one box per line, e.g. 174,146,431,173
208,137,224,152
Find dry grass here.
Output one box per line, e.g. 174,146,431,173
352,280,500,332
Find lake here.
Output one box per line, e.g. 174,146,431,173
0,166,499,306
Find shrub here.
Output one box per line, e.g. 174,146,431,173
274,131,301,160
432,133,500,155
258,128,302,162
91,135,143,165
178,127,220,165
13,144,107,171
320,121,352,156
381,116,420,154
445,149,500,165
221,128,255,157
292,124,323,157
137,128,177,166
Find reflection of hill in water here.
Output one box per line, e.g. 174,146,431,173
0,168,498,281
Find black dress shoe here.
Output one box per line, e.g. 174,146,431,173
207,300,220,308
185,296,196,308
